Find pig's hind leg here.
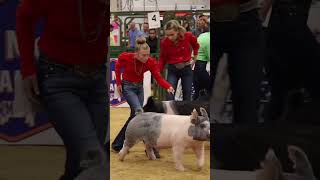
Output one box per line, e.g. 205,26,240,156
145,143,157,160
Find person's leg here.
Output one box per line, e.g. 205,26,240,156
193,61,201,100
37,59,103,179
87,69,108,147
297,26,320,103
197,61,210,97
85,68,108,175
166,65,179,100
181,65,193,101
211,55,231,123
111,82,143,151
228,10,264,125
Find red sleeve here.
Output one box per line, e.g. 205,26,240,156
188,32,200,56
16,0,48,78
115,53,127,86
148,58,171,89
158,39,167,72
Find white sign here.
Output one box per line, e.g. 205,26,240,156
147,12,161,29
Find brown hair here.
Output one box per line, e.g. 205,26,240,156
135,37,150,52
164,20,186,39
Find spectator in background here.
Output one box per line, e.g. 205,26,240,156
192,15,209,37
110,24,115,46
199,15,209,27
142,22,149,38
128,22,143,48
111,15,120,30
193,32,210,100
146,29,158,54
183,21,191,32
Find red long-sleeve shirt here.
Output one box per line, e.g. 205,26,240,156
115,52,171,89
16,0,108,78
158,32,200,72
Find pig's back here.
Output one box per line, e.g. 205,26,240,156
156,114,191,148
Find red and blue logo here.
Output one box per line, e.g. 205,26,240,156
0,0,52,143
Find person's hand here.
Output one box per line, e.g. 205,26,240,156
193,55,197,61
191,58,197,69
23,74,41,104
167,87,175,95
259,0,272,22
117,85,123,96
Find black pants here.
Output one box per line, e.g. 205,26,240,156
265,24,320,123
111,115,135,151
193,60,210,100
211,9,265,124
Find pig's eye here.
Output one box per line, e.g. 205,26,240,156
200,124,206,128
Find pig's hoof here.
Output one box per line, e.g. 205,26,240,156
196,166,203,171
175,165,185,172
118,153,125,161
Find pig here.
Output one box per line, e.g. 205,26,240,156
143,96,210,117
118,108,210,171
256,145,317,180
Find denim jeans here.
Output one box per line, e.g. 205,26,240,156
211,9,265,124
166,64,193,101
37,54,107,179
111,80,144,151
193,60,210,100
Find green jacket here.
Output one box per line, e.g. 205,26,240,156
196,32,210,62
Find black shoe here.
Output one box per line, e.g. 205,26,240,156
111,148,120,153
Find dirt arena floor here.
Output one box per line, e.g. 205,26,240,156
110,108,210,180
0,145,64,180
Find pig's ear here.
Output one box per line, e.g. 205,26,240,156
191,109,199,124
200,107,209,119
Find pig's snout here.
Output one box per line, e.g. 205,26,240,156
206,130,210,140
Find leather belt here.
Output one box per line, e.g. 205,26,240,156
41,56,103,78
173,61,192,69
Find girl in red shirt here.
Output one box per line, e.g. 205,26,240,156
111,37,174,153
159,20,200,101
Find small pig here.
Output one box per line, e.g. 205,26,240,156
118,108,210,171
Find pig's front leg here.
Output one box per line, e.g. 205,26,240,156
193,143,205,170
172,145,185,171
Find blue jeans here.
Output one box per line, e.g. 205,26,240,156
166,64,193,101
37,54,107,179
111,80,144,151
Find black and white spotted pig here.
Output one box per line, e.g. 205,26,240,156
118,108,210,171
